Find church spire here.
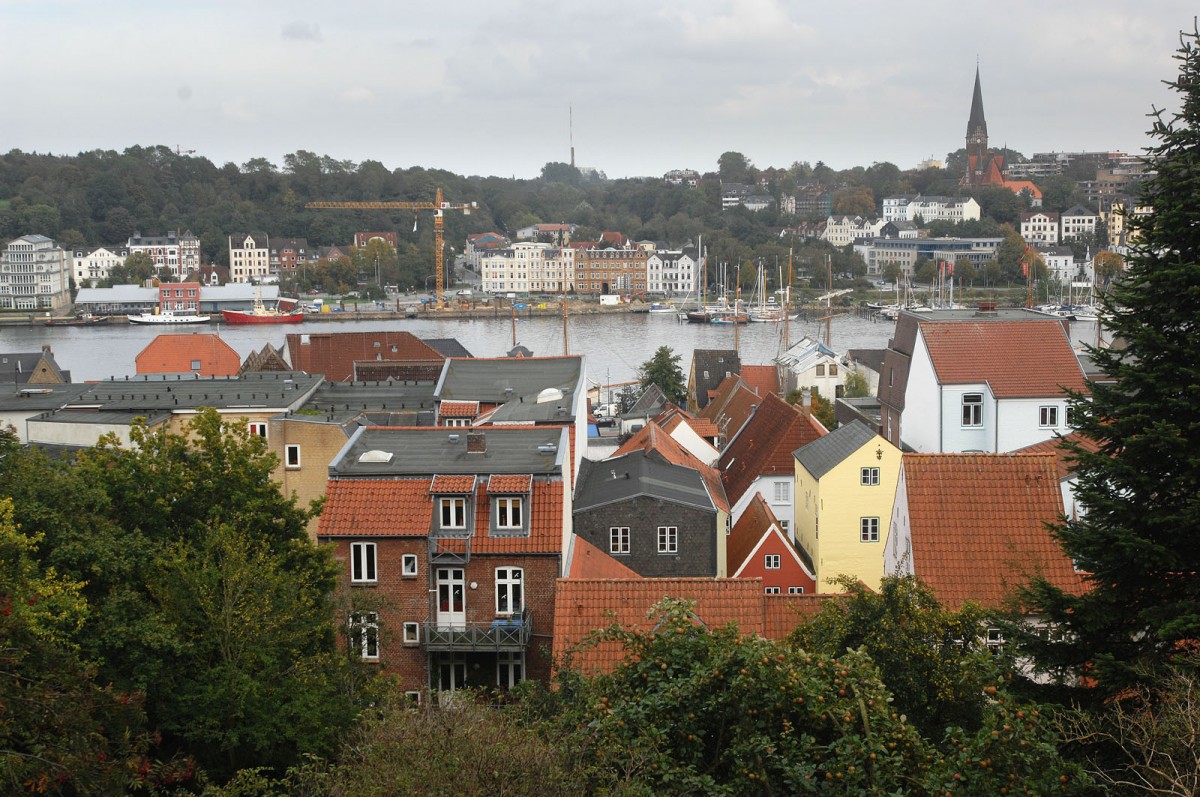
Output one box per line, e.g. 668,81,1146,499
967,66,987,139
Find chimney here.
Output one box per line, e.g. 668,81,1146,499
801,388,812,409
467,431,487,454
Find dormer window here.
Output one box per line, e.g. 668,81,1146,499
488,474,532,537
440,497,466,530
429,474,476,535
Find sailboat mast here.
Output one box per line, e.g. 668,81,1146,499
825,254,832,349
734,269,741,353
785,245,793,351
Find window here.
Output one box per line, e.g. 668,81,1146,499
610,526,630,554
861,467,880,486
788,586,805,595
779,519,790,534
190,359,202,371
497,651,524,688
829,364,838,377
986,627,1005,655
815,364,825,376
349,612,379,660
764,554,781,569
774,481,791,503
285,445,300,468
961,393,983,427
401,554,418,577
402,622,420,644
350,542,377,583
495,567,523,615
493,497,523,532
657,526,678,554
248,422,267,438
439,497,466,530
764,586,781,595
861,517,880,542
1039,405,1059,427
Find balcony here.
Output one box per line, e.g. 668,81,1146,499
423,609,532,652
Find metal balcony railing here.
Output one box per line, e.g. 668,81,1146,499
423,609,532,652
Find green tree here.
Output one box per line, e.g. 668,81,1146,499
842,368,871,398
831,185,875,216
1019,25,1200,696
717,151,753,184
637,345,686,406
954,257,976,288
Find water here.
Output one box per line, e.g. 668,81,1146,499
0,312,1098,387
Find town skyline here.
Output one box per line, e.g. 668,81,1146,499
4,1,1195,179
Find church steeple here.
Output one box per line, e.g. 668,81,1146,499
967,66,987,140
964,66,990,186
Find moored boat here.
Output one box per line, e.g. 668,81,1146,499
127,310,210,325
220,298,304,324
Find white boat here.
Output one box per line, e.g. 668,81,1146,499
127,309,211,325
648,301,678,314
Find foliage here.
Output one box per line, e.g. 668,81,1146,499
786,386,836,430
1017,24,1200,697
1093,250,1124,290
637,345,686,406
831,186,875,216
841,368,871,399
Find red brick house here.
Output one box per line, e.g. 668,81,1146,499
727,494,816,595
317,426,571,696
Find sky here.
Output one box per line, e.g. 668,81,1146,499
4,1,1197,180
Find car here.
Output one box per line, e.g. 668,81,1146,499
306,289,320,295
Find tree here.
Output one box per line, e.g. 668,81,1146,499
637,346,686,406
717,151,753,184
954,257,976,288
831,185,875,216
842,368,871,398
1019,25,1200,696
1093,249,1125,290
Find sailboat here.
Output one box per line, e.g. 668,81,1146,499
748,262,783,322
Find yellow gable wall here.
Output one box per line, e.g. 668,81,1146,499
794,434,902,591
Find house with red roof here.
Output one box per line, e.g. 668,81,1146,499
653,406,720,464
885,452,1085,613
284,331,446,383
317,426,571,696
878,310,1087,453
699,375,764,449
719,393,826,538
135,333,241,377
728,495,816,595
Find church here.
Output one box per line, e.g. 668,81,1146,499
960,68,1043,206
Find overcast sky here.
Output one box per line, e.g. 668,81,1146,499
4,1,1196,180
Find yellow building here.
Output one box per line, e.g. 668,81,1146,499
793,420,901,591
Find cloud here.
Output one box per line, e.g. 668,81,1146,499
282,21,321,41
674,0,814,46
339,86,375,104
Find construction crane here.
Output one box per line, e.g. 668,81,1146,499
306,188,477,309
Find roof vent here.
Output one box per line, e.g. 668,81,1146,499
537,443,558,454
537,387,564,404
357,449,393,464
448,434,461,443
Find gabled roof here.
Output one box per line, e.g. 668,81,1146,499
901,452,1085,609
567,535,641,580
720,394,827,506
622,383,667,418
422,338,473,358
794,419,878,479
0,347,70,385
738,364,780,399
135,333,240,377
699,376,761,444
614,422,728,513
727,494,807,577
690,349,741,410
919,320,1088,397
285,331,445,383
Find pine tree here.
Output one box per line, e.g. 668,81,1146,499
1021,25,1200,694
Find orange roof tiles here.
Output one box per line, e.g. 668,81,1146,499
720,394,826,506
318,479,431,537
473,481,564,554
739,364,780,399
286,331,445,382
920,320,1087,398
430,474,476,494
700,377,764,444
726,494,778,574
901,452,1086,610
762,593,828,639
1015,432,1100,482
615,423,729,513
567,535,642,580
439,400,479,417
488,474,532,493
135,333,241,377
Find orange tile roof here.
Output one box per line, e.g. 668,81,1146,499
553,578,767,674
726,494,778,573
135,333,241,377
739,364,780,398
488,474,532,493
700,377,763,443
567,535,642,580
901,452,1086,610
720,394,827,506
681,416,720,438
473,481,564,554
430,474,476,494
762,593,829,639
920,320,1087,398
439,400,479,417
1014,432,1100,482
615,423,729,513
286,331,445,382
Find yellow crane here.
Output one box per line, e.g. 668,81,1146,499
306,188,477,310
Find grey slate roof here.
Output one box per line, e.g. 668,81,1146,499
423,338,473,358
34,409,173,427
435,356,583,403
573,450,716,514
621,383,666,419
330,426,568,477
691,349,740,410
301,380,438,419
60,371,322,412
793,419,877,479
0,383,90,411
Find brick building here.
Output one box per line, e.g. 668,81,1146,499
573,247,647,295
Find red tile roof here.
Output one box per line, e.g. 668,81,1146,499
700,376,764,444
135,333,241,377
762,593,828,638
739,364,781,398
286,331,445,382
567,535,642,579
1014,432,1100,482
488,474,532,493
430,474,476,494
439,400,479,418
901,452,1086,609
615,423,729,513
684,417,720,438
920,320,1088,398
720,394,826,506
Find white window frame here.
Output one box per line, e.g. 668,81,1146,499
764,554,781,570
961,393,983,427
788,586,805,595
861,467,880,486
495,567,524,616
860,517,880,543
1039,405,1059,428
439,497,467,530
493,496,524,533
285,444,301,468
610,526,630,554
764,586,781,595
401,553,418,577
402,622,420,644
350,612,379,660
657,525,677,554
773,481,791,503
350,542,377,584
248,421,267,439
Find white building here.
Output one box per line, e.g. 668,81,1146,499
1020,211,1061,245
228,233,271,283
646,249,699,296
72,245,130,288
1060,205,1100,241
0,235,71,311
1035,246,1078,285
479,242,576,294
822,216,886,247
882,195,981,224
127,230,201,281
